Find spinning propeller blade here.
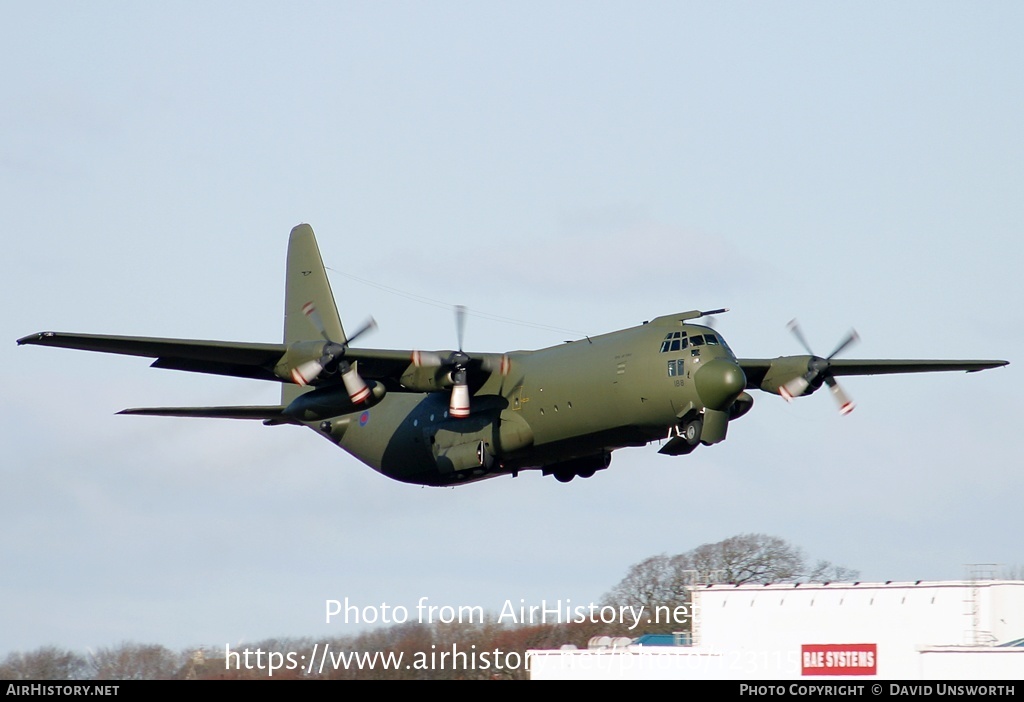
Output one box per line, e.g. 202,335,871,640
290,302,377,404
410,306,510,418
781,320,859,414
455,304,467,353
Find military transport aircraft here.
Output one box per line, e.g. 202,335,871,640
18,224,1008,486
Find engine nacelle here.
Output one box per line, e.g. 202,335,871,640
273,340,328,383
282,381,386,421
399,363,452,392
758,356,818,396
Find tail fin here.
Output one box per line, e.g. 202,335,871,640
282,224,345,406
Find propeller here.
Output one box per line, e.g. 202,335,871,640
290,301,378,405
455,304,467,356
411,305,510,419
448,305,471,418
779,319,859,415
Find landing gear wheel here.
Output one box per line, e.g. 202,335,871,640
553,469,575,483
577,469,595,479
683,418,703,446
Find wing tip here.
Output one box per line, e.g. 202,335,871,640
968,360,1010,372
16,331,54,346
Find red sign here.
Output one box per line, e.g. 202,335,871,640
801,644,877,676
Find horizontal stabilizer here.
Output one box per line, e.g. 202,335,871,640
118,405,295,424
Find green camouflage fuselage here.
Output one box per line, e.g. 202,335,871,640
327,316,745,486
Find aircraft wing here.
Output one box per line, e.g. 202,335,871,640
17,331,289,382
741,358,1003,378
345,348,513,392
338,347,425,387
739,357,1008,394
740,357,1007,377
16,332,505,392
817,359,1008,376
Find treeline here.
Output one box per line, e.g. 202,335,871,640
0,620,619,681
3,533,859,680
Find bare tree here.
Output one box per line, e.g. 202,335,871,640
689,533,805,584
806,559,860,583
88,642,184,680
604,553,693,612
604,533,859,634
999,564,1023,580
0,646,88,680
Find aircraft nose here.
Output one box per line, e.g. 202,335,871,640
696,359,747,411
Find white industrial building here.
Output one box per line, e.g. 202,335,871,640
528,579,1024,680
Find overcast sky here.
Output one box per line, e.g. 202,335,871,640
2,2,1021,657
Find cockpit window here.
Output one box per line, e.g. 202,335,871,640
660,331,688,353
666,329,734,356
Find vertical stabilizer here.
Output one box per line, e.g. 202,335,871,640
282,224,346,405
